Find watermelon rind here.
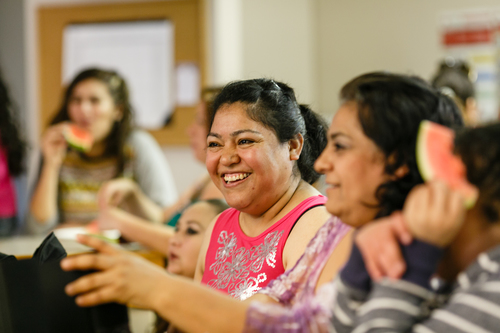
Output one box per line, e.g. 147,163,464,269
416,121,435,182
63,125,93,152
415,120,477,209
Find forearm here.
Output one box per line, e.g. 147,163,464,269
29,162,60,224
126,188,165,223
112,211,174,255
152,275,248,333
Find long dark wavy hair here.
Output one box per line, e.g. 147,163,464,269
340,72,464,218
0,70,26,176
455,123,500,223
50,68,133,175
210,78,328,184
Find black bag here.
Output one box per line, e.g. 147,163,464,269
0,233,130,333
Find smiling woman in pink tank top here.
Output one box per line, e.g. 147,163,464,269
194,79,343,299
60,78,353,331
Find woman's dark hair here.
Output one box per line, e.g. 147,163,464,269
455,123,500,223
200,86,223,131
50,68,133,175
340,72,464,218
431,59,475,107
0,70,26,176
210,78,328,184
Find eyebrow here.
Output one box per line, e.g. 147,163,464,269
186,220,202,227
329,132,350,140
208,129,262,139
186,220,205,230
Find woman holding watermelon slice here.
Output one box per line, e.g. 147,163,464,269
27,68,178,234
60,73,463,333
330,123,500,333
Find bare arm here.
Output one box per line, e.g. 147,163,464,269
30,124,68,224
97,207,174,255
314,227,353,290
98,178,164,223
282,205,330,270
61,235,252,333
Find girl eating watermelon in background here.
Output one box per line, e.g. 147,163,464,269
27,68,178,234
0,68,26,237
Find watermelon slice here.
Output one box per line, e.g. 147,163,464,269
64,124,93,152
416,120,477,208
85,220,121,243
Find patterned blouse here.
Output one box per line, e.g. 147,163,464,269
244,216,351,332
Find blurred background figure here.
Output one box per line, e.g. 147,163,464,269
27,68,177,234
0,68,26,237
164,86,225,226
431,57,478,126
93,87,225,245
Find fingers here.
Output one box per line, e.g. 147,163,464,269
61,251,115,272
97,179,134,210
403,181,467,247
356,217,407,281
363,252,383,281
65,269,113,296
391,212,412,245
378,242,406,279
97,182,116,210
73,286,123,307
65,269,124,307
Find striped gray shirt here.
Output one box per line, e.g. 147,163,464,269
332,244,500,333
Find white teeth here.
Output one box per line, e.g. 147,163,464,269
224,173,249,183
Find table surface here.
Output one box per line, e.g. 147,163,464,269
0,234,92,258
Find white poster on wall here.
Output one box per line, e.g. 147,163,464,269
440,8,500,122
62,20,175,129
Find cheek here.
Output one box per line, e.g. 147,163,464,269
205,152,219,175
67,105,80,122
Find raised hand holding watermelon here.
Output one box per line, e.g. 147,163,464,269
416,120,478,208
41,122,69,167
402,181,470,247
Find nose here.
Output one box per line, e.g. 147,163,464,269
314,148,331,174
169,233,182,248
220,145,240,166
75,100,94,121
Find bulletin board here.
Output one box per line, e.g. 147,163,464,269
38,0,206,145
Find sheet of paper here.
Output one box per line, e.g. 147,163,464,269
176,62,200,106
63,20,175,129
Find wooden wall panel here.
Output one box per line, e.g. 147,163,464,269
38,0,205,145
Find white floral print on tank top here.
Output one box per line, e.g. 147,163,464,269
207,230,284,300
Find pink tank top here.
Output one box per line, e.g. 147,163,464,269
201,195,326,300
0,146,16,217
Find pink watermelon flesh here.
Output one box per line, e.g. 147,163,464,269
64,124,93,152
416,120,477,208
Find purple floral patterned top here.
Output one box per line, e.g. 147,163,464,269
244,216,351,332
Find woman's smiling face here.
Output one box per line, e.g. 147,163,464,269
205,102,295,216
314,101,392,227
